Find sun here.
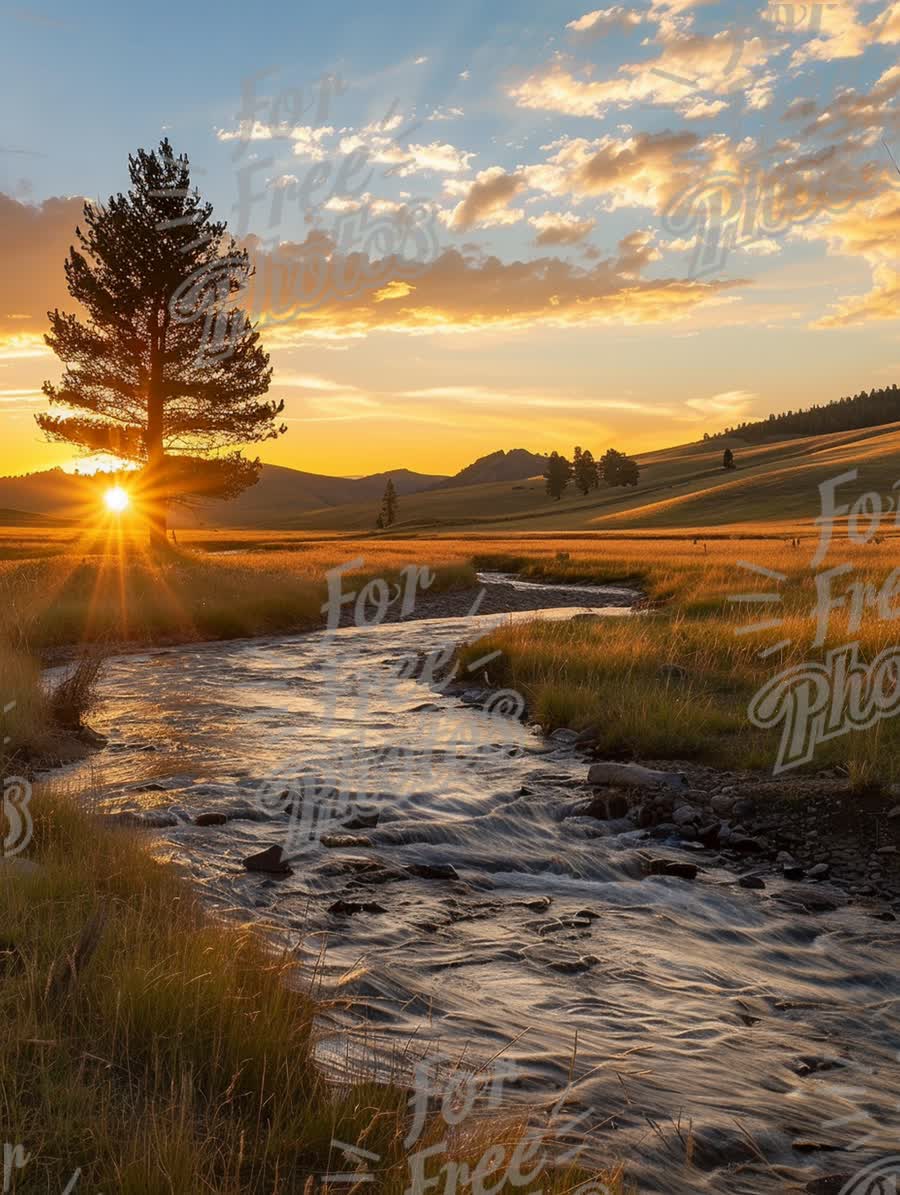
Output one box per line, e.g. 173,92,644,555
104,485,130,514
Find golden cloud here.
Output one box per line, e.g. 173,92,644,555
243,235,741,340
0,194,84,341
446,168,527,231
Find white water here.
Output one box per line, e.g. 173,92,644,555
57,581,900,1193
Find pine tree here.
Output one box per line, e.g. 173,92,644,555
380,479,398,526
38,139,285,548
543,452,572,500
573,447,597,495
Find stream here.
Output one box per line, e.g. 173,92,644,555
54,574,900,1194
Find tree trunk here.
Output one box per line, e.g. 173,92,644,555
147,498,168,551
147,304,167,551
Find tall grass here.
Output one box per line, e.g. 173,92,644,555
459,536,900,780
0,538,476,651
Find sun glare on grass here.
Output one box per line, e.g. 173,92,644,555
104,486,130,514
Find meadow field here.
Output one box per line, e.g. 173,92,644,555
3,522,897,782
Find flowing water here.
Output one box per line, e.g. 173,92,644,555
55,577,900,1194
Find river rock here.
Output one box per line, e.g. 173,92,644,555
738,874,766,890
328,899,387,916
711,794,735,816
107,809,179,829
808,863,830,879
804,1177,853,1195
320,834,372,849
728,835,765,854
697,822,721,847
550,728,580,744
590,764,688,793
672,804,700,826
646,858,699,880
588,762,688,791
406,862,460,881
342,810,380,830
775,885,844,914
242,845,293,875
195,812,228,826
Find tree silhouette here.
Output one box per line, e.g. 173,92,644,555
543,452,572,500
379,479,398,526
573,447,598,495
618,456,640,486
601,448,640,487
38,139,285,548
723,448,735,469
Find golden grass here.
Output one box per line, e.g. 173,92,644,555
459,535,900,780
0,534,476,651
3,525,897,777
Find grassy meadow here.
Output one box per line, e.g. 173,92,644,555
1,520,897,780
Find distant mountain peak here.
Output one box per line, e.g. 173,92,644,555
435,447,549,490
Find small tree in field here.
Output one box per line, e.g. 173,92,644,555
543,452,572,500
573,446,598,495
379,479,398,527
723,448,736,469
38,139,286,548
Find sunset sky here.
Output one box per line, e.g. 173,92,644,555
1,0,898,478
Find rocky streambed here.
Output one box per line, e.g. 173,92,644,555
49,575,900,1195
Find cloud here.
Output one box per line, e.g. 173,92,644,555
804,189,900,326
399,384,679,414
241,231,740,342
780,0,900,65
685,389,758,417
566,7,643,39
216,123,335,160
373,280,416,302
510,30,774,118
0,193,84,344
529,211,596,245
337,127,474,177
815,264,900,326
615,229,661,276
446,168,527,231
795,65,900,140
524,129,706,213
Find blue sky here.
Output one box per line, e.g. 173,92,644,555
1,0,898,474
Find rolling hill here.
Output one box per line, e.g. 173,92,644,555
5,423,898,534
268,421,900,534
0,449,549,529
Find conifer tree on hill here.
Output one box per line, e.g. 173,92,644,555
38,139,285,548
